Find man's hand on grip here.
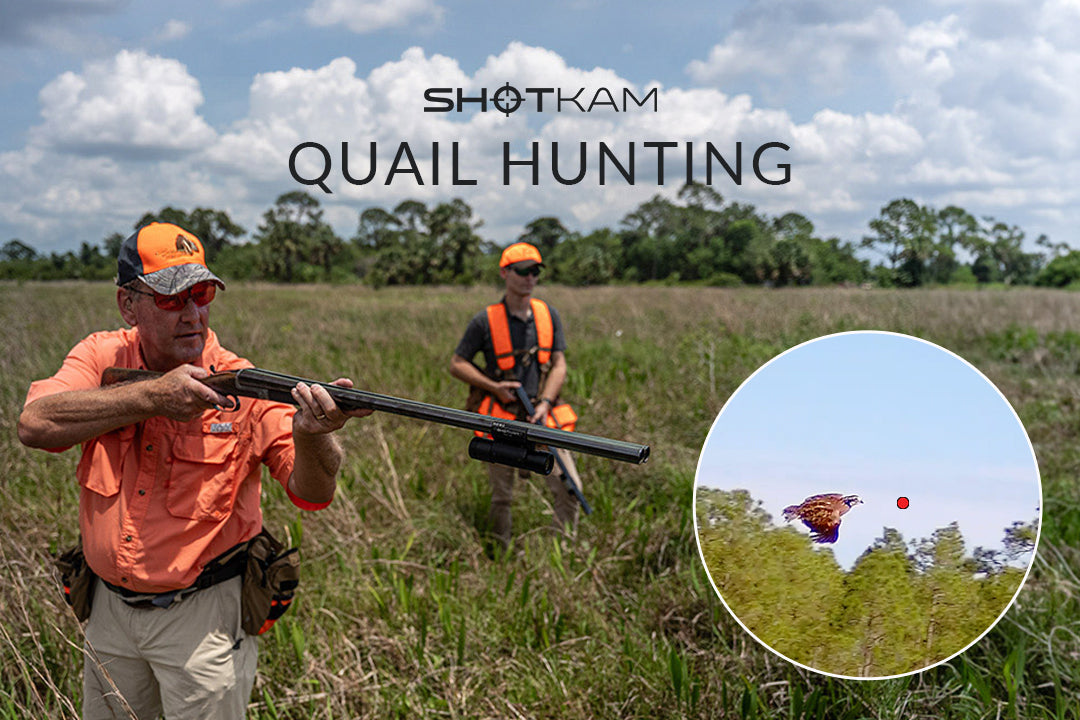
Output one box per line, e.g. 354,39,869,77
150,365,229,421
493,380,521,405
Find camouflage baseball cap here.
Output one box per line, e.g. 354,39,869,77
116,222,225,294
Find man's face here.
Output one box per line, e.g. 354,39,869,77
118,282,211,371
502,262,541,295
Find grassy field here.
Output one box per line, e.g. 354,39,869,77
1,282,1079,719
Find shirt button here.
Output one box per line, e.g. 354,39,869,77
146,444,153,451
121,577,127,583
138,489,146,496
125,535,133,542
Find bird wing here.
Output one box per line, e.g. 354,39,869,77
803,493,843,504
798,499,845,543
790,492,838,520
811,524,840,544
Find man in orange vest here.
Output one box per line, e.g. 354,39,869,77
450,242,582,550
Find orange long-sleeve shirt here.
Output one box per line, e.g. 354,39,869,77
25,327,323,593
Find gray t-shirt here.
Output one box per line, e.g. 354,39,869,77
454,299,567,399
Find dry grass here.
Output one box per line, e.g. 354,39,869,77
2,282,1079,718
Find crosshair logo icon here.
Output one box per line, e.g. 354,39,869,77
492,82,523,116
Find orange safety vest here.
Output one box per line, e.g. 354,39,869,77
474,300,577,433
488,298,554,372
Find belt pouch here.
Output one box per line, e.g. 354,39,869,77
241,528,300,635
54,540,96,622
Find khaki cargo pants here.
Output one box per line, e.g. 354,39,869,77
82,576,256,720
488,447,582,548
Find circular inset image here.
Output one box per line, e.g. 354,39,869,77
693,331,1041,679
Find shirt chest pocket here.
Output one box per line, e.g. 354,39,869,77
166,425,251,523
77,426,136,498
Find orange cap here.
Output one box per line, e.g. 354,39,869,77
499,242,543,268
116,222,224,294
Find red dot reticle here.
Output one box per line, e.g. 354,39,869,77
897,497,910,509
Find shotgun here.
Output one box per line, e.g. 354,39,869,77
513,386,592,515
101,367,650,474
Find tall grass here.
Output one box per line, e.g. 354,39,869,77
1,282,1079,718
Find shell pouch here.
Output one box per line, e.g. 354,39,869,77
241,528,300,635
54,540,95,622
545,402,578,432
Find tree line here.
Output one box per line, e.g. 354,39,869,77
696,488,1036,677
4,186,1079,288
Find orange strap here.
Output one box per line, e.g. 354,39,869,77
486,299,554,371
486,303,515,371
530,299,553,366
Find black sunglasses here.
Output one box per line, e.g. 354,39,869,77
512,265,542,277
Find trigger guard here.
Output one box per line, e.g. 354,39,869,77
213,394,241,413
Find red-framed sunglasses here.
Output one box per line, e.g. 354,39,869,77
128,282,217,311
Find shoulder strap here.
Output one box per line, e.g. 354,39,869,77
530,299,554,366
486,303,516,371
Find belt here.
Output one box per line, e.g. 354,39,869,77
102,543,248,610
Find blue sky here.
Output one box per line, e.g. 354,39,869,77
1,1,1078,255
695,331,1042,571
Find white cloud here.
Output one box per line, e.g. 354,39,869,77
206,56,376,178
4,6,1080,255
686,6,905,97
31,49,215,156
681,0,1080,240
0,50,219,249
155,19,192,43
367,47,472,131
475,42,628,94
305,0,444,34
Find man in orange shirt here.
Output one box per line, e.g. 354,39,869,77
18,222,369,720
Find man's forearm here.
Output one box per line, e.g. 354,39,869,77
20,365,229,450
18,385,157,449
449,355,498,393
539,353,568,402
289,429,344,505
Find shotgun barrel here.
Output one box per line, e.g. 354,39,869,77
101,367,651,467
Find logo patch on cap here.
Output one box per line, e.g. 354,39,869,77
176,234,199,255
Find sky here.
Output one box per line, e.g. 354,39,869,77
695,331,1042,572
1,0,1078,255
